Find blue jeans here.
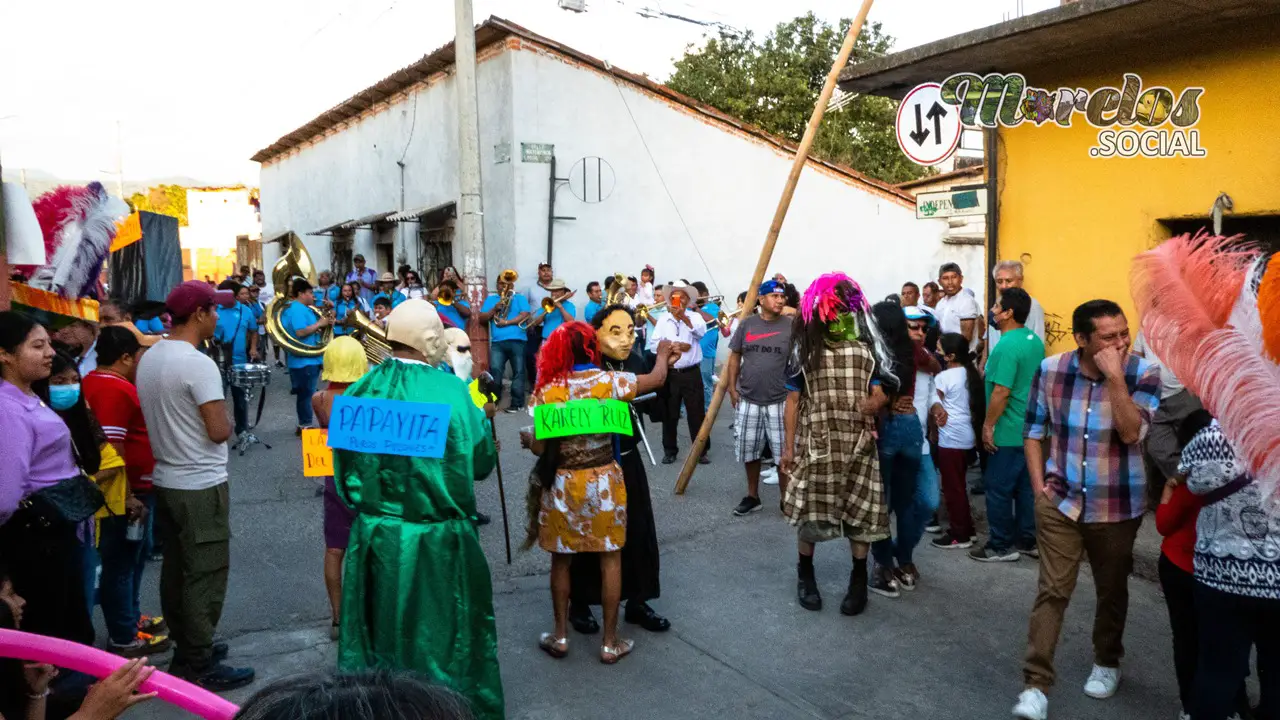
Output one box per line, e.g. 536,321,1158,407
289,365,321,425
98,514,144,645
81,536,98,617
489,340,526,409
983,446,1036,551
912,454,940,534
871,413,924,568
700,355,715,410
231,385,249,435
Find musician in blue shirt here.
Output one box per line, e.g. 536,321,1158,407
281,279,330,431
478,272,531,412
215,284,261,436
582,281,604,323
333,282,368,336
432,279,471,329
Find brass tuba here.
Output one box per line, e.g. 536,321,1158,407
265,232,391,365
492,269,518,318
605,272,628,305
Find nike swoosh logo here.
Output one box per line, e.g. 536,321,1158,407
745,331,780,342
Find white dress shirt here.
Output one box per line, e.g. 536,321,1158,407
653,311,707,369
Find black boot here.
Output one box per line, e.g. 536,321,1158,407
796,556,821,611
568,604,599,635
841,559,868,616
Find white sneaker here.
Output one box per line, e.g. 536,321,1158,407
1178,712,1190,720
1012,688,1048,719
1083,664,1120,699
760,466,779,485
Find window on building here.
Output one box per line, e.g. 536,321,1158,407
1161,215,1280,253
417,204,456,286
331,230,354,280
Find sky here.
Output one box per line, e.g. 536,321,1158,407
0,0,1056,187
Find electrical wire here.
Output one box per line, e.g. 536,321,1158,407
605,66,721,295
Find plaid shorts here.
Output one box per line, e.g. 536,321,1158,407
734,400,785,463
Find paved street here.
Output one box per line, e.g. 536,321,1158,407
123,375,1185,719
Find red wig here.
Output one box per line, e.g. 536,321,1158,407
535,321,600,392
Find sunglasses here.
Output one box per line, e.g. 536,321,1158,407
457,346,471,353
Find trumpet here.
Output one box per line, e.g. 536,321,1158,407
707,307,743,330
437,285,455,306
634,301,665,322
518,297,557,330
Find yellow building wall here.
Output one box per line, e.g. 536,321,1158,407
996,20,1280,353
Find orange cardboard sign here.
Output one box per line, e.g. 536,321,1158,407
301,428,333,478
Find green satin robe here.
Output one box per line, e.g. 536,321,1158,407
334,359,503,720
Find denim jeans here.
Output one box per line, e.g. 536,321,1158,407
871,413,924,568
910,453,941,539
983,446,1036,552
700,355,716,410
81,536,98,617
289,365,321,426
98,514,145,645
231,385,249,435
489,340,526,410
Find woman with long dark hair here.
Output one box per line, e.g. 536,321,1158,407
0,312,94,646
867,301,931,597
929,333,985,550
779,274,893,616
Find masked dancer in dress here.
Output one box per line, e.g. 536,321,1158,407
523,320,671,664
780,273,896,617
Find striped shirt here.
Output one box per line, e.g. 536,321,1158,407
1024,350,1161,523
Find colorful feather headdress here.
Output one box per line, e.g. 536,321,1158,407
1131,231,1280,498
800,272,869,324
18,182,128,299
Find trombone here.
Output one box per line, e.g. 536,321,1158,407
634,302,665,323
437,285,455,306
518,297,556,330
706,307,743,330
492,269,518,318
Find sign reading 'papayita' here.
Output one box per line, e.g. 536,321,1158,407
930,72,1205,159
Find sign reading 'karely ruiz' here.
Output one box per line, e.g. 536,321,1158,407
937,72,1206,158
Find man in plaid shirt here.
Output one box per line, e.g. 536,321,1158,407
1012,300,1161,720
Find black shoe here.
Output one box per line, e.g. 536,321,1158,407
930,531,974,550
869,567,900,598
212,642,229,662
733,496,762,516
186,663,255,692
624,602,671,632
698,454,710,465
840,568,868,616
569,604,599,635
924,514,942,534
472,512,491,526
661,452,677,465
796,563,822,611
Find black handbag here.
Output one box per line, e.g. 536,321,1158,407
19,473,106,525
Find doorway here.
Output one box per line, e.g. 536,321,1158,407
1161,215,1280,253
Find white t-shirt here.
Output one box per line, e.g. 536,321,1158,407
912,369,935,455
934,366,976,450
989,296,1045,349
936,288,982,353
137,339,229,490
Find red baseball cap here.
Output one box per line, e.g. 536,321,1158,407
166,280,236,319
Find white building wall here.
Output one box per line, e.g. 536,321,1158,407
259,42,978,322
505,47,972,307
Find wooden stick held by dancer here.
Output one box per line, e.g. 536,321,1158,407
675,0,879,495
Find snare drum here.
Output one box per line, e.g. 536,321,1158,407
230,363,271,389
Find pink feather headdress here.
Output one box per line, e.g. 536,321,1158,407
800,272,869,324
1131,231,1280,498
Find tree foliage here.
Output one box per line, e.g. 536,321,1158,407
126,184,189,226
667,13,931,185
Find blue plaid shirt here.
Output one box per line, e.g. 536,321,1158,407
1024,350,1161,523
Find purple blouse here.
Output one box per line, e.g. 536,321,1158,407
0,380,80,524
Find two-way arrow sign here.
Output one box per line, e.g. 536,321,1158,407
909,102,948,146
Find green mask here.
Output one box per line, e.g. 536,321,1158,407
825,312,860,343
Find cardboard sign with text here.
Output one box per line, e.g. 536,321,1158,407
327,396,452,458
301,428,332,477
534,399,633,440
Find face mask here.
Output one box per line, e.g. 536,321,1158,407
48,383,81,411
448,348,474,381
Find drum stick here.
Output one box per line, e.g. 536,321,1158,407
490,423,513,565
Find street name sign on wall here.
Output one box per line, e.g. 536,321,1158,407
895,82,962,166
521,143,554,163
916,188,988,219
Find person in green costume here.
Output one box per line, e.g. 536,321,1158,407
332,298,504,720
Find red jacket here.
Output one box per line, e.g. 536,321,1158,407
1155,483,1199,573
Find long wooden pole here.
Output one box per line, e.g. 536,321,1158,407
675,0,877,495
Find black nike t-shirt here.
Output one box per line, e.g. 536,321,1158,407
729,314,794,405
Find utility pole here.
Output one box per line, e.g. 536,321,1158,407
454,0,489,369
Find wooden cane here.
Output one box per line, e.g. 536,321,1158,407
675,0,878,495
491,423,513,564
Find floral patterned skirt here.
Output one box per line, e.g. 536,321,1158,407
538,461,628,554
